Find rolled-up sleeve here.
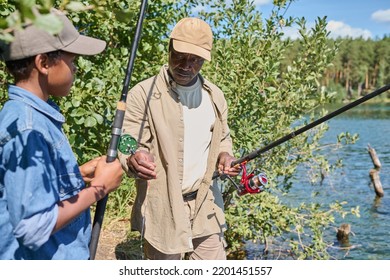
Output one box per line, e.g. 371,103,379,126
119,84,153,176
14,204,58,250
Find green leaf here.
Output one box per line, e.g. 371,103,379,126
66,2,87,12
84,116,97,127
34,13,63,35
74,116,85,125
92,113,104,124
70,108,86,117
71,99,81,107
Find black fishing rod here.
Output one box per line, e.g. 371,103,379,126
215,83,390,195
89,0,148,260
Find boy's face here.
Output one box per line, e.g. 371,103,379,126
47,52,77,97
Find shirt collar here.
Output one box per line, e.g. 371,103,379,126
8,85,65,124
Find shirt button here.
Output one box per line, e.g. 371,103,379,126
179,138,183,142
179,159,183,163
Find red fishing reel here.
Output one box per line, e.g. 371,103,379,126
237,163,268,196
221,163,268,196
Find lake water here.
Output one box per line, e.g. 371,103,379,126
247,103,390,260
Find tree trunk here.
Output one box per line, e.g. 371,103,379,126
367,144,384,197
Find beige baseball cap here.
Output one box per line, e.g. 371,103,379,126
0,8,106,61
169,17,213,61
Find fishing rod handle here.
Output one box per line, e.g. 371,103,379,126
90,102,126,259
106,102,126,162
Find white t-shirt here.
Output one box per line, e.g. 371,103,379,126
176,79,216,194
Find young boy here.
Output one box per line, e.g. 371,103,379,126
0,8,123,259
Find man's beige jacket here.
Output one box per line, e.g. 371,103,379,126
118,65,233,254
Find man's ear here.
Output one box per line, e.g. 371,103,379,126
34,54,50,75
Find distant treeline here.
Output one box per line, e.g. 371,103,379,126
285,36,390,101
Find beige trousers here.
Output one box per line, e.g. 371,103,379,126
144,198,226,260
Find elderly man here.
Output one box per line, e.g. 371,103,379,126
119,17,240,260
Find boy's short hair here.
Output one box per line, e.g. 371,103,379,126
5,51,62,81
0,8,106,62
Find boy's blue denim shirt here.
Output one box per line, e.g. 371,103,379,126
0,85,91,259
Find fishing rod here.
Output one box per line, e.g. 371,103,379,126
89,0,148,260
216,83,390,196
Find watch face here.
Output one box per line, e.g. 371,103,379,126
118,134,138,155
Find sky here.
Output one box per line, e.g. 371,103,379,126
255,0,390,39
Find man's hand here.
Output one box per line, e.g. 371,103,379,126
126,150,157,180
217,152,241,177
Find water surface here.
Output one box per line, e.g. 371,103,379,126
248,103,390,260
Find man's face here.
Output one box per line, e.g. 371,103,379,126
168,48,205,86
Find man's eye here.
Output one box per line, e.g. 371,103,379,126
193,58,203,64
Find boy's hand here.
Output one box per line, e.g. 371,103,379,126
80,157,101,183
91,156,123,197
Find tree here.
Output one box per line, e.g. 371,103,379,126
199,0,354,259
1,0,359,259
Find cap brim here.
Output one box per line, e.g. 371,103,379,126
172,39,211,61
62,34,106,56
